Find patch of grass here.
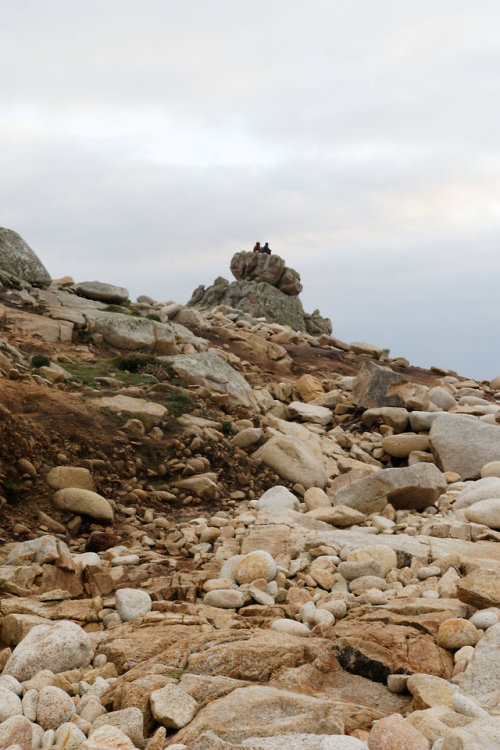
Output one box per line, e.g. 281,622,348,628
116,354,162,373
64,357,154,387
31,354,50,368
168,391,193,418
103,304,131,315
221,420,232,436
146,313,161,322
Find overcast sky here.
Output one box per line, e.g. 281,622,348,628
2,1,500,380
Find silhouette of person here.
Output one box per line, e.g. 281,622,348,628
261,242,271,255
253,242,261,253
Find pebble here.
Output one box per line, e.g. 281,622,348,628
469,610,499,629
235,550,277,584
416,565,441,580
271,619,310,636
55,722,88,750
0,716,33,750
367,714,429,749
0,675,22,695
21,689,38,721
451,692,489,718
203,590,245,608
36,685,75,729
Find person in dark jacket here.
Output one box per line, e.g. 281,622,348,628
261,242,271,255
253,242,261,252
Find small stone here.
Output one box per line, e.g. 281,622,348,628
303,487,331,510
21,689,37,722
54,723,88,750
150,683,197,729
451,692,489,718
235,550,276,584
0,676,22,695
0,686,22,721
367,714,429,749
387,675,408,694
480,460,500,478
0,716,32,750
464,498,500,529
82,725,136,750
90,707,144,748
454,646,475,664
437,618,480,650
270,619,310,636
203,590,245,608
115,589,152,622
36,685,75,729
469,610,499,629
416,566,441,580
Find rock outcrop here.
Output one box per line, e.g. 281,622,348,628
0,228,51,287
188,252,331,335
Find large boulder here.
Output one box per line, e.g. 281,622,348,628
159,351,256,408
230,251,302,295
430,414,500,479
352,361,407,409
84,310,175,354
172,685,343,746
333,463,447,513
0,228,51,287
75,281,129,304
253,435,328,489
2,621,93,681
441,716,500,749
460,623,500,709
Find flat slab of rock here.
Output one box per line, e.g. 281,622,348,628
288,402,332,425
93,395,167,423
457,569,500,608
159,352,256,409
85,310,175,354
253,435,328,489
333,463,447,512
75,281,129,304
0,228,51,286
430,414,500,479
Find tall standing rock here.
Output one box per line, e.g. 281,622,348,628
352,361,407,409
0,228,51,287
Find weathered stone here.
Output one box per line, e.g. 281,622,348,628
430,414,500,479
333,463,446,513
382,434,430,458
0,715,32,750
203,590,245,608
150,683,198,729
295,375,325,403
0,686,22,721
2,621,92,681
253,435,328,489
363,407,410,433
85,310,175,354
172,685,343,745
90,708,145,748
406,674,458,710
5,536,60,566
256,486,300,512
75,281,129,304
457,569,500,609
46,466,95,491
92,395,167,424
231,428,264,448
441,716,500,749
115,589,152,622
235,551,276,584
367,714,429,749
288,402,332,426
36,685,74,729
460,623,500,708
464,498,500,529
159,352,256,408
453,477,500,509
429,386,456,410
0,228,51,286
306,506,366,527
53,488,114,521
352,362,407,409
82,725,136,750
54,722,88,750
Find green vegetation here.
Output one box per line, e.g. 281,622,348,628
103,304,132,315
168,391,193,417
221,420,232,436
146,313,161,322
64,357,156,387
116,353,162,372
31,354,50,368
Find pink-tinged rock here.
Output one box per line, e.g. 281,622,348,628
368,714,430,749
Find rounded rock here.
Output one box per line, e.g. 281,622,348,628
36,685,75,730
55,722,88,750
53,488,113,522
480,460,500,478
0,685,22,721
0,715,33,750
270,619,310,636
368,714,429,749
437,618,480,650
2,621,93,682
347,545,397,578
464,498,500,529
115,589,152,622
82,725,136,750
469,610,499,629
235,550,277,584
319,737,368,749
203,590,245,609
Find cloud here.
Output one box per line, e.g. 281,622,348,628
1,1,500,380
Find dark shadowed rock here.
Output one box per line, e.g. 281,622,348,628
0,228,51,287
352,361,407,409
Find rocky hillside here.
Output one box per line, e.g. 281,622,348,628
1,229,500,749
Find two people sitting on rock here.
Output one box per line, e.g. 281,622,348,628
252,242,271,255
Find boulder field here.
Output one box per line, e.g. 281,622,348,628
2,233,500,748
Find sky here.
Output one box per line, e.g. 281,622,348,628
2,1,500,380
